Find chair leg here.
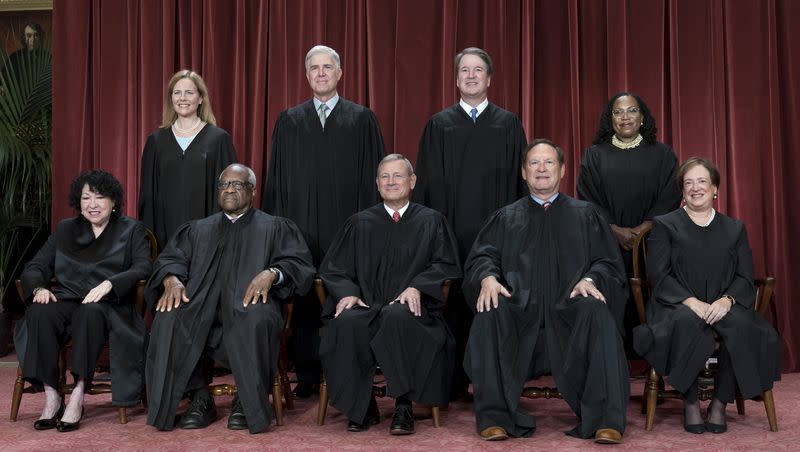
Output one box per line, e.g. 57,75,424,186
317,378,328,426
10,367,24,421
735,394,745,415
272,374,284,426
644,368,659,431
762,389,778,432
281,370,294,411
118,407,127,424
431,406,440,428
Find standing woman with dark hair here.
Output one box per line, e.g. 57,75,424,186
578,92,681,256
139,69,237,250
18,170,152,432
577,93,681,354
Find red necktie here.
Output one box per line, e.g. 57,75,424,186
542,201,551,211
393,211,400,222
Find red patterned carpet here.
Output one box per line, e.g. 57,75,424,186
0,357,796,451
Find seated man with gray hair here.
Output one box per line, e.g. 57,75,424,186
319,154,462,435
145,163,315,434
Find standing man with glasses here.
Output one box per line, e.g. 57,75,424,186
263,45,386,397
413,47,528,400
146,164,315,434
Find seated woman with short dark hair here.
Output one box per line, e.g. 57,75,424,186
634,157,781,434
18,170,152,432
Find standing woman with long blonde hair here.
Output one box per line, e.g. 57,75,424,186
139,70,237,250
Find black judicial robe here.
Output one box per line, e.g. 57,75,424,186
17,216,152,405
139,125,237,250
145,209,315,433
318,203,461,422
463,195,629,438
577,141,680,229
413,103,527,261
262,98,385,264
633,209,781,397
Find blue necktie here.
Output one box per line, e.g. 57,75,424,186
470,107,478,123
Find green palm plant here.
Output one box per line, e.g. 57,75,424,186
0,30,52,313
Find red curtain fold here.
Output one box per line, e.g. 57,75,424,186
51,0,800,371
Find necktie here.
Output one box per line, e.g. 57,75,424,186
542,201,551,211
392,211,400,222
470,107,478,123
319,103,329,128
230,216,238,223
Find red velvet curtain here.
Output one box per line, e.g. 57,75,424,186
51,0,800,371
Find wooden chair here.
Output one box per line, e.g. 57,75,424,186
10,228,158,424
205,298,295,426
632,276,778,432
315,278,449,428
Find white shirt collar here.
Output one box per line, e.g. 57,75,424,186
224,209,249,221
384,201,410,218
459,98,489,118
530,193,559,205
313,94,340,116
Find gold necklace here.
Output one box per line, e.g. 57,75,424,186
612,134,643,149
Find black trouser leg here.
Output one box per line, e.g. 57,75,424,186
69,303,108,386
22,301,78,388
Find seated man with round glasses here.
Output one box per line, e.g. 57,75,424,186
145,164,316,434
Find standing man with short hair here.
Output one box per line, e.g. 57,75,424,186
413,47,528,399
263,45,386,396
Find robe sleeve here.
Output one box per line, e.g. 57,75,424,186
107,222,153,304
267,218,315,300
356,111,385,211
582,208,628,329
643,144,681,220
262,113,286,215
19,233,57,301
576,147,613,224
412,118,447,212
145,222,194,310
509,115,529,199
319,219,362,312
462,210,507,310
409,215,462,302
647,217,694,305
722,224,756,309
138,133,158,230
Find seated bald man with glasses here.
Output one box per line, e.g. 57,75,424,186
145,164,315,434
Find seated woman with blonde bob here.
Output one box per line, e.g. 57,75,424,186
634,157,780,434
18,170,152,432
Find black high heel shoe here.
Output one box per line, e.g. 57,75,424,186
56,406,84,432
34,397,65,430
683,420,706,434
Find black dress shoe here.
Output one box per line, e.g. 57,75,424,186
347,397,380,432
179,394,217,429
56,407,84,433
705,421,727,433
389,405,415,435
34,398,65,430
227,395,248,430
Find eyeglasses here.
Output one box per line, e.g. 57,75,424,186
611,107,640,117
217,180,252,191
